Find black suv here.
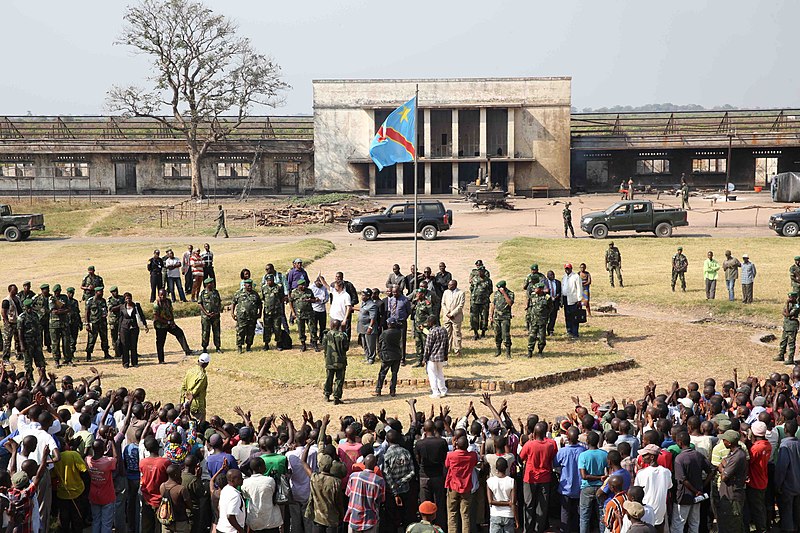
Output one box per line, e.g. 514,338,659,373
348,200,453,241
769,209,800,236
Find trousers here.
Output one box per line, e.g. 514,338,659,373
528,322,547,353
447,489,471,533
262,313,282,345
494,317,511,348
779,326,798,361
324,367,345,400
86,320,109,355
547,302,560,334
726,278,737,301
414,328,427,363
420,476,447,529
312,311,326,343
167,276,187,302
155,325,190,362
608,265,622,286
442,317,462,355
119,327,140,366
201,316,221,350
524,482,551,533
470,302,489,332
2,321,21,359
236,319,257,348
376,359,400,394
704,279,716,299
672,270,686,290
742,282,754,303
288,498,313,533
149,272,162,302
50,323,71,362
560,494,579,533
297,316,316,344
361,332,377,361
426,360,447,396
670,502,700,533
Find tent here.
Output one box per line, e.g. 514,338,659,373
772,172,800,202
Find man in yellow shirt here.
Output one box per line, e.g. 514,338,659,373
703,251,720,300
181,352,210,421
52,439,87,532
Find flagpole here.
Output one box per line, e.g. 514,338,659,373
413,84,419,295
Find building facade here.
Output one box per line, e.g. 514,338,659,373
313,77,572,196
0,116,313,195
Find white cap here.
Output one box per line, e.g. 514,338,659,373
678,398,694,410
198,353,211,364
742,254,749,258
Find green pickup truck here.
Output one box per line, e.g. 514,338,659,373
0,204,45,242
580,200,688,239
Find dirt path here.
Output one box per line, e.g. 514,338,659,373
74,205,118,238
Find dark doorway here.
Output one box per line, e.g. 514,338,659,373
277,162,299,194
376,165,397,195
403,163,422,195
458,162,480,190
490,161,508,191
114,162,137,194
431,163,452,194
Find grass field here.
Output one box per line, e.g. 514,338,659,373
498,236,793,322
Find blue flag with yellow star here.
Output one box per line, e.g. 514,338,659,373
369,96,416,171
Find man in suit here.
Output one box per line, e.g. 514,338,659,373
545,270,562,336
440,279,464,356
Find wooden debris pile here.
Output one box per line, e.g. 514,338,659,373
251,201,379,227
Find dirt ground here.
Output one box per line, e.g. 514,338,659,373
2,191,794,424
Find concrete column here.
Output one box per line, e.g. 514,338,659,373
479,107,487,158
424,163,431,195
507,162,516,195
507,108,515,158
452,162,459,195
452,109,459,158
368,164,376,196
396,164,404,196
423,108,432,159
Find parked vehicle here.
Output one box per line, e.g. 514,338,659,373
580,200,688,239
768,209,800,236
348,200,453,241
0,205,45,242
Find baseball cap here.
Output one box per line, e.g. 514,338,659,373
11,471,29,489
742,254,749,258
722,430,740,443
564,263,572,269
623,501,645,519
751,421,767,437
678,398,694,410
419,501,437,515
753,396,766,407
640,444,661,456
198,353,211,364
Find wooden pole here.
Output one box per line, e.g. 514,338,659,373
755,207,759,227
534,209,538,227
160,210,163,228
715,211,719,228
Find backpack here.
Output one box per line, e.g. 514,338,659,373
277,328,293,350
157,486,175,527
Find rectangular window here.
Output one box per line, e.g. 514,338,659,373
0,162,34,177
54,162,89,177
217,162,251,178
636,159,670,175
692,158,727,173
163,162,190,178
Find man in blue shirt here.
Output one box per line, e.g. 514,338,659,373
578,432,608,533
555,427,585,533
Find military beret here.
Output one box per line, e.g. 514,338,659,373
294,258,303,263
536,282,545,289
496,280,506,288
721,429,740,443
477,266,486,271
203,277,214,285
530,264,538,269
795,256,800,261
790,292,798,297
22,281,31,286
109,286,118,292
416,288,426,293
475,260,483,266
297,278,307,285
94,286,104,291
88,266,95,271
66,287,75,293
242,279,253,285
39,283,49,289
677,247,683,251
265,275,274,281
22,299,32,306
52,284,61,291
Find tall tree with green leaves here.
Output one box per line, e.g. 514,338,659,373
107,0,288,198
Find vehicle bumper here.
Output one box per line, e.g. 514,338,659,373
347,222,362,234
769,219,779,231
580,222,590,232
29,224,45,231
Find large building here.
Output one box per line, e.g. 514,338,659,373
313,77,572,196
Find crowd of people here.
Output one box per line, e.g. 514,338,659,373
2,363,800,533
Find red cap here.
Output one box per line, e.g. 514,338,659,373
564,263,572,269
419,501,437,515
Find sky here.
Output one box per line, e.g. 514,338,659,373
2,0,798,116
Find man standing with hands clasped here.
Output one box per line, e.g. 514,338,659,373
490,281,514,359
740,254,757,304
722,250,742,302
703,251,720,300
440,280,464,357
605,242,623,288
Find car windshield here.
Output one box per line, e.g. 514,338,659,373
385,205,405,216
604,203,624,215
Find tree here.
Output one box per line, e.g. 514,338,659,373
107,0,288,198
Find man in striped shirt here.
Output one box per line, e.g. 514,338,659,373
345,454,385,533
423,316,449,399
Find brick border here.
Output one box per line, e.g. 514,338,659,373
211,358,636,393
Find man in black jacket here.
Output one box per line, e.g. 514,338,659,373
147,250,163,303
373,318,402,397
545,270,562,336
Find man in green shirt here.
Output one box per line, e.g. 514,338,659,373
703,251,720,300
199,278,222,353
181,353,210,421
776,292,800,365
231,279,261,353
490,281,514,358
48,284,71,367
84,286,110,362
153,289,192,363
412,288,432,367
31,283,51,353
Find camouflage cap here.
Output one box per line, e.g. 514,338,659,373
677,247,683,251
795,256,800,261
39,283,49,289
22,280,31,286
242,279,253,285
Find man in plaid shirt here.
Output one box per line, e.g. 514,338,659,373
423,316,449,398
383,430,416,530
345,455,385,532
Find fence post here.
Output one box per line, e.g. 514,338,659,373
52,175,56,203
68,178,72,205
15,178,20,201
88,176,92,203
534,209,538,226
755,207,759,227
193,210,196,230
160,210,163,228
253,211,256,229
714,211,719,228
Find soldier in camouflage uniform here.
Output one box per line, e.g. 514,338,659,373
563,202,575,238
777,291,800,365
412,288,432,367
791,256,800,295
107,286,124,358
490,281,515,358
65,287,83,358
290,278,315,352
19,281,35,303
470,267,492,340
526,283,552,358
2,284,22,361
469,260,491,290
18,298,45,378
323,319,349,404
80,265,104,301
31,283,51,353
523,264,544,331
261,274,285,351
672,247,689,292
153,289,192,362
199,278,222,353
48,284,71,367
231,279,261,353
85,286,110,361
605,242,623,287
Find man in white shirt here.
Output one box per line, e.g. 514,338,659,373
217,469,246,533
634,445,673,531
440,280,465,357
164,249,187,303
311,276,329,351
561,263,583,338
242,458,282,532
329,280,352,333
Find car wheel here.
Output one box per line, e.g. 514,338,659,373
421,225,438,241
655,222,673,238
362,226,378,241
783,222,800,237
3,226,21,242
591,224,608,239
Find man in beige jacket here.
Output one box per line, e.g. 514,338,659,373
440,279,465,356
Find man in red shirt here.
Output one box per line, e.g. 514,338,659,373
444,435,478,533
139,436,170,533
747,420,771,533
86,440,118,533
518,422,557,533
